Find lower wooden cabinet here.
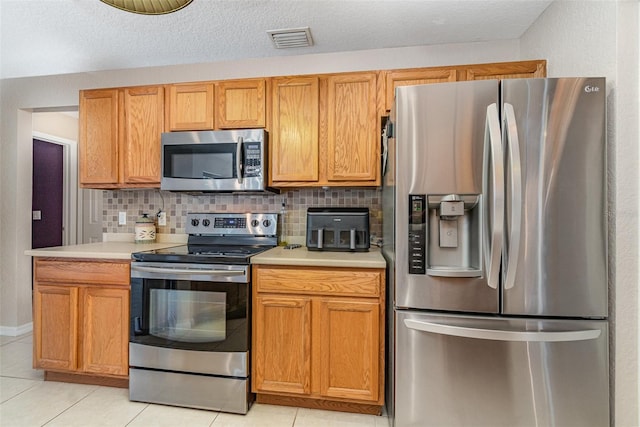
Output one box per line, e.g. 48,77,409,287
252,265,385,414
33,258,130,385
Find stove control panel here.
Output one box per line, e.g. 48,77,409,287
186,213,277,236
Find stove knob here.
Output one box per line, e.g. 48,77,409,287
191,218,200,226
251,219,260,227
262,219,271,228
202,219,210,227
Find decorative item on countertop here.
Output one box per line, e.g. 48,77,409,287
135,213,156,243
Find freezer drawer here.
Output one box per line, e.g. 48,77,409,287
394,310,609,427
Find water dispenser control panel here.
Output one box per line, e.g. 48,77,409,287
409,195,427,274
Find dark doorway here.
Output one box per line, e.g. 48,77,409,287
32,139,64,248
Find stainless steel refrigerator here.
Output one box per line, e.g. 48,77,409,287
382,78,608,427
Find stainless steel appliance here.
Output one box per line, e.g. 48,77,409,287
161,129,278,193
382,78,608,426
129,212,278,414
306,207,370,251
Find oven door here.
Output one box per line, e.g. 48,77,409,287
130,262,250,353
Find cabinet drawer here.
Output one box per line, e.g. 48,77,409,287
254,266,382,297
34,259,130,286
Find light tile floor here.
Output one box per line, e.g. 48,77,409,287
0,333,389,427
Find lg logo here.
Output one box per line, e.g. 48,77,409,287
584,85,600,93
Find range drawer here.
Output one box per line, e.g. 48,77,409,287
253,265,382,297
34,258,131,286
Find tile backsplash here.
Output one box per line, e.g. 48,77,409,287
103,188,382,242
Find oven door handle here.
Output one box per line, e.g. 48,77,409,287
131,265,246,277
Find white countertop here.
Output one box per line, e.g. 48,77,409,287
251,246,386,269
24,234,187,260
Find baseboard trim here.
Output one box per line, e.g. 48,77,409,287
0,322,33,337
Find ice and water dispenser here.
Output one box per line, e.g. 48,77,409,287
409,194,482,277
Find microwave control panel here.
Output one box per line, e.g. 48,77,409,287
244,142,262,177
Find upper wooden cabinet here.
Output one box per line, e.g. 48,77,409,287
459,59,547,81
383,60,547,111
166,78,266,131
270,72,380,188
79,86,164,189
270,76,320,183
121,86,164,185
216,79,266,129
79,89,119,185
384,68,457,111
325,72,379,184
166,83,214,131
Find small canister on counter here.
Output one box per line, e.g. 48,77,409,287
135,213,156,243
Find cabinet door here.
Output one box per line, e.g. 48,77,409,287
317,298,380,402
384,68,457,111
460,59,547,81
122,86,164,185
271,76,319,183
253,295,312,395
325,73,379,183
81,287,129,376
33,285,79,372
216,79,266,129
167,83,214,131
79,89,119,185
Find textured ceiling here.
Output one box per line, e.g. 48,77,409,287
0,0,553,79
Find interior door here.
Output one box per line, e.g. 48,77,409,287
32,139,63,248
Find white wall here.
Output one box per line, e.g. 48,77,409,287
521,1,640,425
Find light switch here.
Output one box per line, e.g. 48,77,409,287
32,210,42,220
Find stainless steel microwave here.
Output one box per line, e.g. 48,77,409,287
161,129,277,193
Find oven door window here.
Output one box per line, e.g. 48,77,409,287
131,278,249,352
149,289,226,343
163,143,237,180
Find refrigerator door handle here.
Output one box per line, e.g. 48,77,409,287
483,103,504,289
403,319,601,342
381,120,389,177
503,103,522,290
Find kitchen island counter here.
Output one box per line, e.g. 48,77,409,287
251,246,385,269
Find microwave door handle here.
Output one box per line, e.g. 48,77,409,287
236,136,244,184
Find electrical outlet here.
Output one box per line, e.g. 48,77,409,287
158,211,167,226
118,211,127,225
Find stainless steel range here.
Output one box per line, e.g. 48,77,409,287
129,212,277,414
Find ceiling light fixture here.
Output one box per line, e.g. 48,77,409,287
99,0,193,15
267,27,314,49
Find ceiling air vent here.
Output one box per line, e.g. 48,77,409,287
267,27,314,49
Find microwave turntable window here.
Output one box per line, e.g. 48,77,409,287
172,153,233,179
165,143,237,179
